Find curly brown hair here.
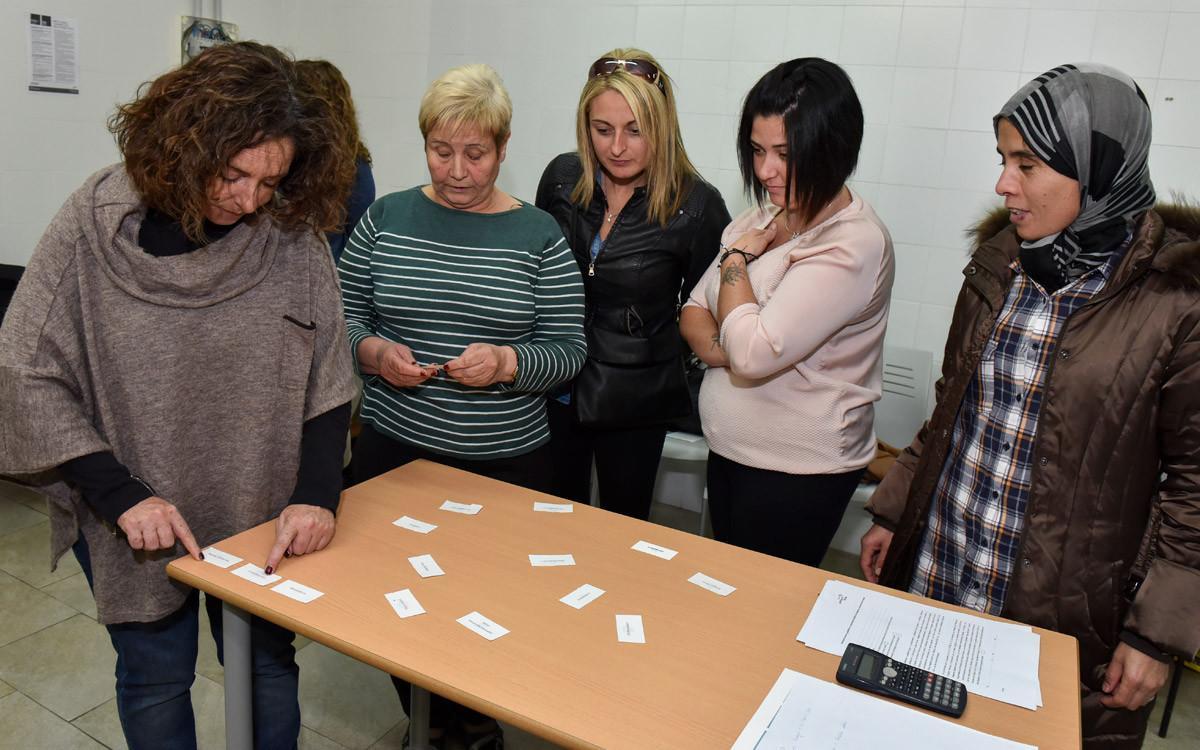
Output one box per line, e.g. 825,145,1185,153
295,59,372,165
109,41,353,242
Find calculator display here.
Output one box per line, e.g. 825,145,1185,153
857,653,876,678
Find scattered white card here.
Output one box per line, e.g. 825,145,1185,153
271,579,324,603
202,547,242,569
631,540,678,560
529,554,576,567
408,554,445,578
560,584,605,609
232,563,281,586
616,614,646,644
533,501,573,513
688,572,736,596
458,611,509,641
393,516,437,534
385,589,426,619
439,500,482,515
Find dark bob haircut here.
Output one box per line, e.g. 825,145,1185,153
109,41,353,242
737,58,863,224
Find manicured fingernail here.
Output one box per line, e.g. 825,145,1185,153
264,566,274,575
284,550,292,558
199,552,205,561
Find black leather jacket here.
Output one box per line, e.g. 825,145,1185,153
535,153,730,362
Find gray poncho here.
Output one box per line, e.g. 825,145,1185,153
0,165,356,624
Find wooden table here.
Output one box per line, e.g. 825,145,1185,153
167,460,1081,749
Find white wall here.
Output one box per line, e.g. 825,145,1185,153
5,0,1200,367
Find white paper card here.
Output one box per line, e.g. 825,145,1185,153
616,614,645,644
385,589,426,619
408,554,445,578
271,579,323,603
232,563,281,586
560,584,605,609
797,580,1043,710
731,669,1035,750
631,540,677,560
688,572,736,596
528,554,576,567
393,516,437,534
457,611,509,641
439,500,482,515
533,501,573,513
202,547,241,569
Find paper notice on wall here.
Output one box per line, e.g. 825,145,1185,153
28,14,78,94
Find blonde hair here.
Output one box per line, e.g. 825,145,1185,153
572,48,697,227
418,63,512,146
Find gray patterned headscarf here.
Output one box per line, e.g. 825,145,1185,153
995,63,1155,288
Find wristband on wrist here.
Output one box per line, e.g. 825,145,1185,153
719,247,756,266
509,348,520,384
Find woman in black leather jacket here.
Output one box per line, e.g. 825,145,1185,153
535,48,730,519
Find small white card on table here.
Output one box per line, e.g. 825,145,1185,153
439,500,482,515
408,554,444,578
385,589,426,618
232,563,281,586
528,554,576,567
560,584,605,609
393,516,437,533
458,611,509,641
688,572,736,596
631,540,677,560
272,579,324,603
533,501,573,513
202,547,242,569
616,614,646,644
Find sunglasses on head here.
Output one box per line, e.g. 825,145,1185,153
588,57,665,92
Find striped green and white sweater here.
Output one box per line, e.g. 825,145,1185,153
339,187,586,459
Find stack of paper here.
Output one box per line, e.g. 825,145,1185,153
797,580,1042,710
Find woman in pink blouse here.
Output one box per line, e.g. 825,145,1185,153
680,58,894,566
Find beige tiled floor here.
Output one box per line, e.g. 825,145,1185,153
0,480,1195,749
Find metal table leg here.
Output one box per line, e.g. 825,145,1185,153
223,601,254,750
409,684,433,750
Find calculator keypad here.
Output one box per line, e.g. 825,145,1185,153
878,657,964,712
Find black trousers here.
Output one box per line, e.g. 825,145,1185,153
706,451,863,567
350,424,554,731
545,398,668,521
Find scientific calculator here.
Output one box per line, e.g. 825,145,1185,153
835,643,967,718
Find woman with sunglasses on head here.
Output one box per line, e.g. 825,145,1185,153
536,49,730,520
681,58,894,566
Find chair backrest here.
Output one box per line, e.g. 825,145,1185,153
875,346,933,449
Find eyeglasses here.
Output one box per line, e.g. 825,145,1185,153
588,57,665,92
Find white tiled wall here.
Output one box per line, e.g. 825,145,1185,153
6,0,1200,370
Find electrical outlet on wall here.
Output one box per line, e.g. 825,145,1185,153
180,16,237,63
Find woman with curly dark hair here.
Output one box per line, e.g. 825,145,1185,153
296,58,376,261
0,41,357,749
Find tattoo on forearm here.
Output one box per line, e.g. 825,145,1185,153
709,332,722,352
721,262,746,286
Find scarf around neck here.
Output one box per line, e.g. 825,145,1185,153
995,63,1155,290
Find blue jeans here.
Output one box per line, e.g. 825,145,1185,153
73,535,300,750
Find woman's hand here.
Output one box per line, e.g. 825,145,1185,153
444,343,517,387
377,341,438,388
723,223,778,264
859,523,894,583
264,504,336,574
116,497,203,560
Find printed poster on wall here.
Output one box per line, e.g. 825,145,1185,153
28,13,79,94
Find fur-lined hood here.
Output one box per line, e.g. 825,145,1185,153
968,203,1200,289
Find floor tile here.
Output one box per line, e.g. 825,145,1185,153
71,697,125,750
499,721,564,750
0,479,49,516
296,643,401,749
0,494,51,537
0,521,81,589
302,726,350,750
0,614,115,721
0,678,12,699
191,673,228,750
367,722,406,750
0,692,106,749
41,571,99,620
1146,665,1200,748
820,548,865,580
0,569,76,647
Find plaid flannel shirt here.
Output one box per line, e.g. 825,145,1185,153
908,247,1125,614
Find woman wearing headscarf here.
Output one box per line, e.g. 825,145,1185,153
536,48,729,520
861,64,1200,748
0,42,357,749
